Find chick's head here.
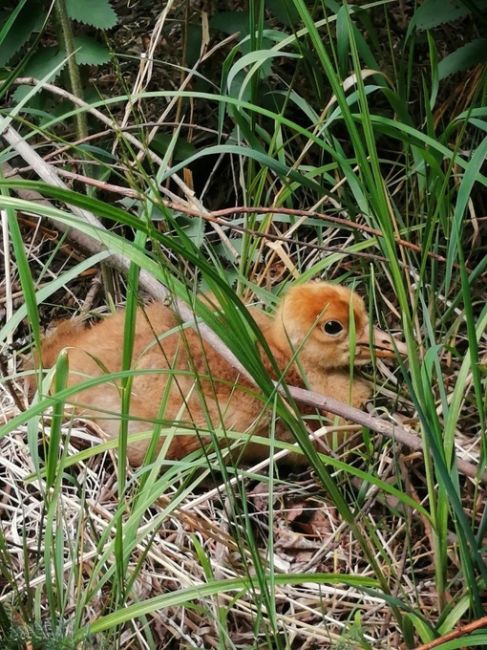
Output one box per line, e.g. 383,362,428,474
271,282,405,370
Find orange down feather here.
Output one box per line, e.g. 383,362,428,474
34,282,406,465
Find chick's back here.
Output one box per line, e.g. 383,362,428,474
36,303,278,465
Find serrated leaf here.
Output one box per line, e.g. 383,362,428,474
11,85,27,103
439,38,487,79
14,46,66,81
73,36,111,66
11,37,110,103
66,0,117,29
182,216,205,249
12,46,67,103
0,2,44,67
414,0,487,29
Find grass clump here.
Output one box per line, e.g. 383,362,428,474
0,1,486,648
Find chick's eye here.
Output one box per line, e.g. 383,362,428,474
323,320,344,336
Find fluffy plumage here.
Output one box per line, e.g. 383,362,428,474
36,282,405,465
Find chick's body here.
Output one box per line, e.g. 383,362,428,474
38,282,396,465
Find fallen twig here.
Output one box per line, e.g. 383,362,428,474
414,614,487,650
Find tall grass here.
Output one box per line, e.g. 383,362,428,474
0,1,486,648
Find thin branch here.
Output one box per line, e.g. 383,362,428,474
414,615,487,650
4,155,461,268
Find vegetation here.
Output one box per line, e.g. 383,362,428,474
0,0,486,648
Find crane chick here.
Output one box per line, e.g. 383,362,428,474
36,282,405,465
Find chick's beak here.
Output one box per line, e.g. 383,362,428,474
356,326,407,359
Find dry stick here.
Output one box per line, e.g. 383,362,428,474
9,159,478,274
3,160,454,268
414,614,487,650
4,156,458,269
4,157,448,265
179,198,443,271
168,206,391,263
0,355,26,413
1,136,484,484
170,204,457,268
